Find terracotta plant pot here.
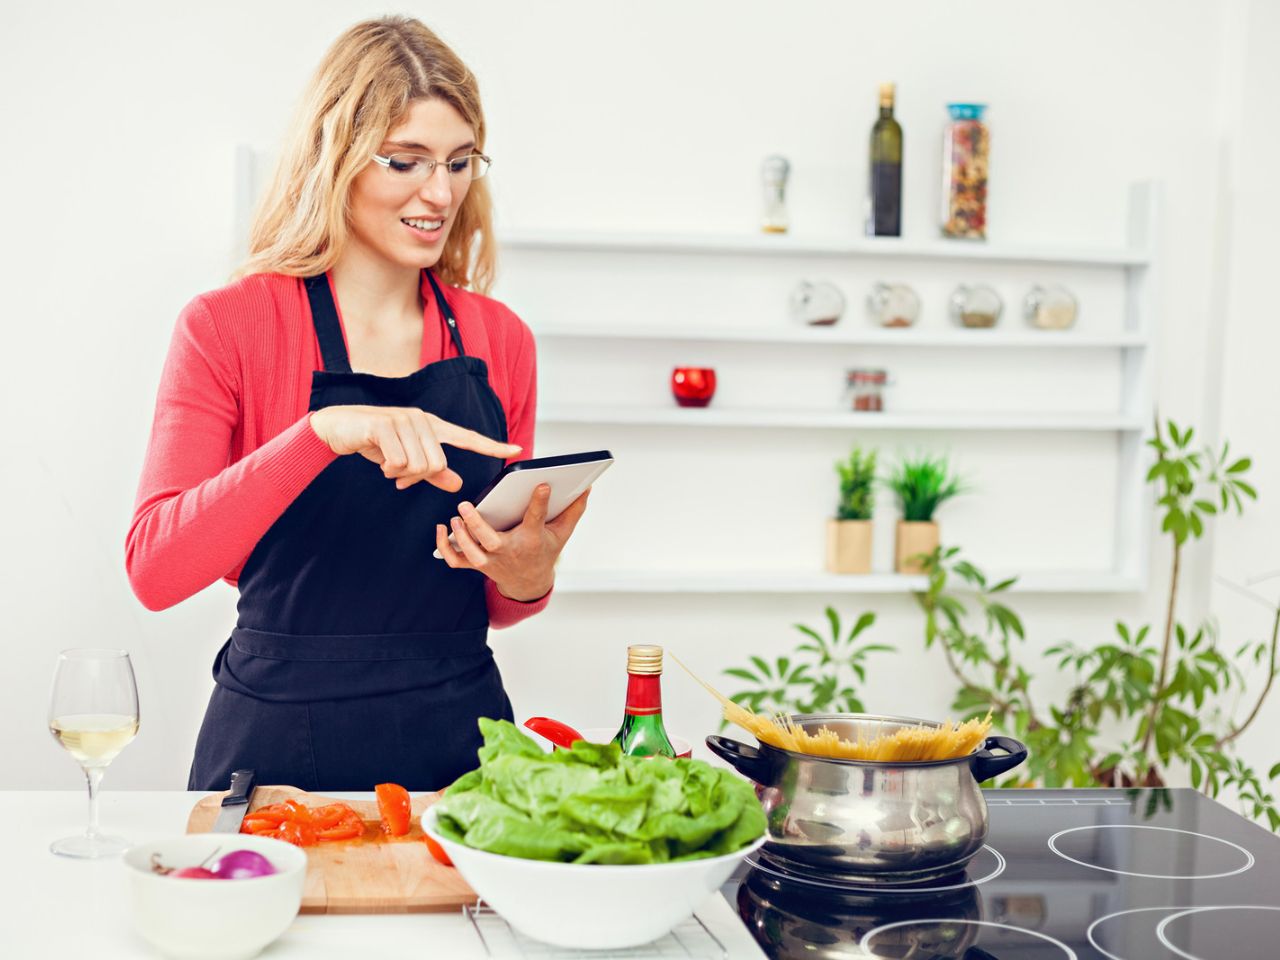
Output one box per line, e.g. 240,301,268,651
826,519,873,574
895,520,939,575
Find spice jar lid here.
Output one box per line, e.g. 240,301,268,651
626,644,663,674
847,369,887,385
947,103,987,120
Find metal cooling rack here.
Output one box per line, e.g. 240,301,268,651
463,902,728,959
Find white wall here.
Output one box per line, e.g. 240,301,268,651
2,0,1272,811
1206,0,1280,778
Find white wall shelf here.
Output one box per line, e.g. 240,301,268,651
551,570,1143,594
503,181,1160,595
532,324,1149,350
540,405,1144,432
501,229,1150,268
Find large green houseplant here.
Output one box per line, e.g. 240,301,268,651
721,420,1280,830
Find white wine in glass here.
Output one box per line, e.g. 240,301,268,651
48,649,140,858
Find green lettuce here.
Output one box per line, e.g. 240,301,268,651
433,719,766,864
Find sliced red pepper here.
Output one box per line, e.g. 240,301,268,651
310,803,360,829
244,803,292,825
315,808,365,841
424,833,453,867
283,799,312,822
240,816,282,836
375,783,412,837
276,819,318,847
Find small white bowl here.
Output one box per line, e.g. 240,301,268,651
423,806,764,949
123,834,307,960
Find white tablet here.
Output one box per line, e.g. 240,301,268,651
436,450,613,553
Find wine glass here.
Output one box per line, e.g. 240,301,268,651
47,648,140,858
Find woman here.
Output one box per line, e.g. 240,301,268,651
125,16,586,791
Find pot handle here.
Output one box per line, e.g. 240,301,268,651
970,735,1029,783
706,735,775,785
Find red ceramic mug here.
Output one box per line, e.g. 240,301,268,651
671,367,717,407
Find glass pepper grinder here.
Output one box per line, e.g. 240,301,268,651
761,155,790,234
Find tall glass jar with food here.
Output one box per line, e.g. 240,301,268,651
941,103,989,240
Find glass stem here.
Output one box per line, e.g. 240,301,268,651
84,767,104,840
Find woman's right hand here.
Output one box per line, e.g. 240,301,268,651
309,405,521,492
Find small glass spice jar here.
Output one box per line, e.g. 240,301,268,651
761,155,790,234
845,369,888,412
1023,284,1078,330
949,284,1003,328
866,282,921,328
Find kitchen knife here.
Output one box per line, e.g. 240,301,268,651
211,769,256,834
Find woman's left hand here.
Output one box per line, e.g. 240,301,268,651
434,484,590,601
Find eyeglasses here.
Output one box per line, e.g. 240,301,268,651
371,152,492,183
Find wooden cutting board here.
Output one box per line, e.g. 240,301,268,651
187,785,476,914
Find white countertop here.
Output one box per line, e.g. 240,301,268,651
4,790,767,959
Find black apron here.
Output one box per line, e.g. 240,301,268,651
188,270,514,791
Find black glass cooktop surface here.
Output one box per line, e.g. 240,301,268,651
723,788,1280,959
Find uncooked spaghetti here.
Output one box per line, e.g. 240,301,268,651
671,653,992,762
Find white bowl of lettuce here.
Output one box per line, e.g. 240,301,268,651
423,719,766,950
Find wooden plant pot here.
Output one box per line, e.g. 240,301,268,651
895,520,939,574
826,519,873,574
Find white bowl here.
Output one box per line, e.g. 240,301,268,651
123,834,307,960
423,806,764,949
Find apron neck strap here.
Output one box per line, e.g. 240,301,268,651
304,269,467,374
424,269,467,357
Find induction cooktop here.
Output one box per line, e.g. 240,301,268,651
724,788,1280,959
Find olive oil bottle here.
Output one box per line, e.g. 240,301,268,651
866,82,903,237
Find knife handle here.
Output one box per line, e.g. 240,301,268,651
221,769,255,808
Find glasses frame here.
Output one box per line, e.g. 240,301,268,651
371,151,492,182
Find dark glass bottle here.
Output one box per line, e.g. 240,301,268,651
610,644,677,758
867,82,903,237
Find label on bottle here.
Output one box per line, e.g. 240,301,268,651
869,161,902,236
624,673,663,715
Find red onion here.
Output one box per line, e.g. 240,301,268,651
209,849,278,879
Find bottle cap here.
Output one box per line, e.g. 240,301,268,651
878,82,895,106
626,644,663,675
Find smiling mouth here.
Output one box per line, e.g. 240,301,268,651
402,217,445,231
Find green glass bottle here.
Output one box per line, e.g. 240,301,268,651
610,644,677,758
867,82,903,237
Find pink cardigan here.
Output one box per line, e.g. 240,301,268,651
126,270,550,628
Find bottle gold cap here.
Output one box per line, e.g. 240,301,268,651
879,82,895,107
626,644,663,675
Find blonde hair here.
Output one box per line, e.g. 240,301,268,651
233,16,495,292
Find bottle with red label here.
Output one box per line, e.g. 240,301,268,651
610,644,677,758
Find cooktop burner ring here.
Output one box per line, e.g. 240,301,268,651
743,843,1006,894
1155,905,1280,960
1086,905,1198,960
858,919,1077,958
1047,823,1255,879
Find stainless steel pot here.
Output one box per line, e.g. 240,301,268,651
707,713,1028,884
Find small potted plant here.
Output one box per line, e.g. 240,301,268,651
886,454,965,574
827,447,877,574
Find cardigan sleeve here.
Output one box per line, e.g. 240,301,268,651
125,296,337,611
484,309,554,628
